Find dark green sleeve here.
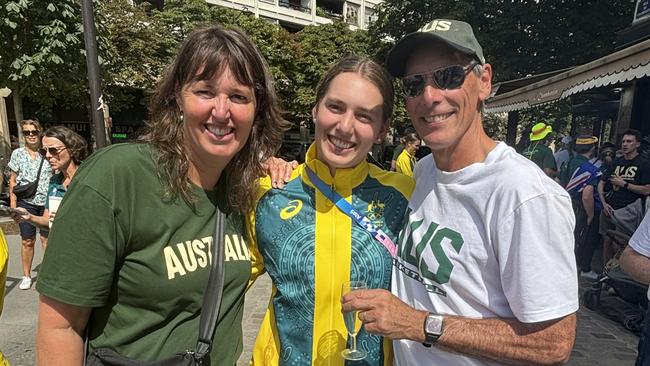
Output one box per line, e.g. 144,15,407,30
543,149,557,170
36,182,125,307
392,144,404,160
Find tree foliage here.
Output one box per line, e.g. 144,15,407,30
0,0,86,112
369,0,635,139
3,0,634,144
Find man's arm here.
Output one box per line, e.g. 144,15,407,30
342,289,575,366
543,150,557,179
597,180,613,216
543,167,557,179
620,246,650,285
37,295,91,366
582,185,595,224
624,182,650,196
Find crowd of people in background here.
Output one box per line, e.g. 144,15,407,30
520,125,650,286
520,122,650,366
0,18,649,366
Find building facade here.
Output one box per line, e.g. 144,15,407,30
206,0,381,31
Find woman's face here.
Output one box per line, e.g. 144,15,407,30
22,124,41,149
406,140,420,154
179,66,256,172
313,72,387,173
41,136,72,172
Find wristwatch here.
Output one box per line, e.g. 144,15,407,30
624,182,630,189
422,313,444,347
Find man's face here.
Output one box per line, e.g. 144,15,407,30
621,134,640,155
403,43,492,151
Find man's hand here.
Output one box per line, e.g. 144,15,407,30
603,203,614,217
263,157,298,188
610,176,626,188
341,288,427,341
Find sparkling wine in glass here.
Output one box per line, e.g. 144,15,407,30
341,280,367,361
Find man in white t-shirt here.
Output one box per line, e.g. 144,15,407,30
342,19,578,365
620,212,650,366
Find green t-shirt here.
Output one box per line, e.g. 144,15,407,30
392,144,405,161
522,142,557,170
36,143,251,365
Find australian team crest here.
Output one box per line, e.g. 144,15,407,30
366,199,385,224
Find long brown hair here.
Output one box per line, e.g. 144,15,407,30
140,25,288,213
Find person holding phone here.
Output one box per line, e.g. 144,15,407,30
11,126,87,229
249,56,413,365
8,119,52,290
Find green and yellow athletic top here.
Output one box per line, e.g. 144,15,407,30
249,144,414,366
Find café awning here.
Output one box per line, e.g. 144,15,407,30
485,38,650,114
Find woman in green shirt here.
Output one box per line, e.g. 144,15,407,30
35,25,287,365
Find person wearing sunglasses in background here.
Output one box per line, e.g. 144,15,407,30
394,132,420,177
11,126,87,229
7,119,53,290
341,19,578,365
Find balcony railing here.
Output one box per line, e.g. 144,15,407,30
279,0,311,13
316,6,343,20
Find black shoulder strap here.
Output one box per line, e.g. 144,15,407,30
35,155,45,181
194,209,226,359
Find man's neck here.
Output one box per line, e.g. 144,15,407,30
431,119,497,172
624,151,639,160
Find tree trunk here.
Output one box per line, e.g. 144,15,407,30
12,89,24,147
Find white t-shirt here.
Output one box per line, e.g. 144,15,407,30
627,210,650,300
392,142,579,366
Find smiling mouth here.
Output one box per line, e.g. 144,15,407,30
328,135,355,150
205,124,234,138
423,112,454,123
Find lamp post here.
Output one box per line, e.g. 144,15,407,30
81,0,109,149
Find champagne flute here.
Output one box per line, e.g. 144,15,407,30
341,280,367,361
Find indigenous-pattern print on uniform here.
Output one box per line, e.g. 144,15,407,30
251,144,413,366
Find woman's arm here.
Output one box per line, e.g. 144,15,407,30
9,172,17,208
37,295,91,366
11,208,50,228
30,209,51,228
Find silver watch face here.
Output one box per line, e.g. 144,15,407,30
425,314,443,335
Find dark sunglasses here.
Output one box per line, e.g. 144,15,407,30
401,61,479,98
22,130,40,136
39,146,67,156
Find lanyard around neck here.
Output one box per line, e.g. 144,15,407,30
305,167,397,257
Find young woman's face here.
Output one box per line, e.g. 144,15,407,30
313,72,387,173
41,136,72,171
179,66,256,170
406,140,420,154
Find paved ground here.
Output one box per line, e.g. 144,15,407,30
0,225,643,365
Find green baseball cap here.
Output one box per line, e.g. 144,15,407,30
386,19,485,77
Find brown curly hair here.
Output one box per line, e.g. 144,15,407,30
140,25,289,213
